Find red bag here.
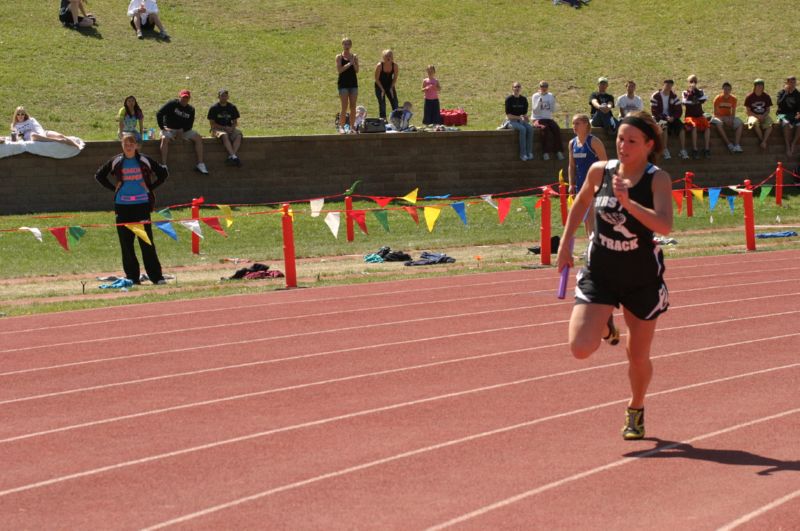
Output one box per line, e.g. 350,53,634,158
440,108,468,126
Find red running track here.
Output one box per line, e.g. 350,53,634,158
0,249,798,529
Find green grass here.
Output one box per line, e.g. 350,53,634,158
1,1,797,140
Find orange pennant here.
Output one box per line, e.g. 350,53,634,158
672,190,684,215
497,198,512,224
403,206,419,225
201,217,228,237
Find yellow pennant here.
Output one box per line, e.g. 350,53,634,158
400,188,419,204
217,204,234,228
423,206,441,232
558,169,566,185
567,195,574,209
690,189,704,203
125,223,152,245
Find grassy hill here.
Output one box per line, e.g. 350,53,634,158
1,0,796,140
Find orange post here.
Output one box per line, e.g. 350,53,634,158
743,180,756,251
776,162,784,206
558,182,568,226
345,195,355,242
281,204,298,288
190,197,203,255
540,187,552,266
684,172,694,218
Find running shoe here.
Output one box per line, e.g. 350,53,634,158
679,149,689,160
603,315,620,346
622,407,645,440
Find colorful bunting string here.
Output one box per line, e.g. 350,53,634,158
424,206,441,232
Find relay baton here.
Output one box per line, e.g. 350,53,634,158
556,239,575,299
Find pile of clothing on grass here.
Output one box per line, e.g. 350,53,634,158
223,263,284,280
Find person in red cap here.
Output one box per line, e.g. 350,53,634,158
156,90,208,174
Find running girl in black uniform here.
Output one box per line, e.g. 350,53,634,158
556,111,673,440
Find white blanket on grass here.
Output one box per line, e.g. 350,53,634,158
0,138,85,159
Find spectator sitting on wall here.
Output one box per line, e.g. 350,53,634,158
776,76,800,156
118,95,144,142
11,106,80,148
682,74,712,159
744,79,774,151
505,82,534,161
650,79,687,160
208,89,243,166
156,90,208,174
617,80,643,118
127,0,169,40
59,0,96,29
589,77,617,134
710,82,744,154
531,80,564,160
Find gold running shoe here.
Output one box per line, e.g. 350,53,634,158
622,407,645,440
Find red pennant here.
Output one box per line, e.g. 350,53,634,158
672,190,684,215
497,198,512,224
347,210,368,234
49,227,69,251
535,198,544,209
370,196,394,208
201,217,228,237
403,206,420,225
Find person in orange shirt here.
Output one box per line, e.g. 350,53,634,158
710,82,744,153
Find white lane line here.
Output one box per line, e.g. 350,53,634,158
429,406,800,530
717,489,800,531
141,366,800,530
3,307,799,406
4,331,798,447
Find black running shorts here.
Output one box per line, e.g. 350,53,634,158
574,267,669,321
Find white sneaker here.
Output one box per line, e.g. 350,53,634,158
543,153,550,161
734,144,743,153
727,143,735,153
663,148,671,160
556,151,565,160
678,149,689,160
196,162,209,174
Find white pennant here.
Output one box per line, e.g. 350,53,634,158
324,212,340,238
19,226,43,242
480,194,498,209
179,220,204,239
310,198,324,218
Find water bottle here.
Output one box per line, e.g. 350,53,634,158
344,124,350,134
149,127,155,140
142,130,149,141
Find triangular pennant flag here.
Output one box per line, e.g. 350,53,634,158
125,223,152,245
423,194,451,200
154,221,178,240
497,198,512,224
400,188,418,204
451,202,468,225
49,227,69,251
217,205,234,228
310,198,324,218
727,195,735,214
179,220,204,238
759,185,772,203
424,206,441,232
19,226,43,242
344,180,361,196
403,206,419,225
156,208,173,220
481,194,498,209
672,190,684,215
372,209,390,232
691,189,704,203
202,217,228,237
558,168,566,185
324,211,340,238
67,226,86,247
520,196,537,222
348,210,368,234
535,198,543,209
370,196,394,208
708,188,721,211
709,215,714,224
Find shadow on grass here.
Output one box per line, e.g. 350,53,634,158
624,438,800,476
69,26,103,40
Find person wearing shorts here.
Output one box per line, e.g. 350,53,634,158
336,37,359,132
208,89,243,166
681,74,711,159
744,79,774,150
568,113,608,237
59,0,95,29
710,82,744,153
776,76,800,156
557,111,673,440
156,89,208,174
650,79,687,160
126,0,169,40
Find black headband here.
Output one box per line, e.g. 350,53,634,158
620,115,656,142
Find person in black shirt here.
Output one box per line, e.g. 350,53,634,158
156,89,208,174
590,77,618,134
336,37,359,132
208,89,243,166
505,82,534,160
777,76,800,156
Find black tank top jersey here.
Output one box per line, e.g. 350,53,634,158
587,160,665,284
338,55,358,89
376,63,395,91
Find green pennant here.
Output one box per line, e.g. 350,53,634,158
67,226,86,246
520,196,537,223
759,185,772,203
157,208,173,220
372,209,390,232
344,180,362,196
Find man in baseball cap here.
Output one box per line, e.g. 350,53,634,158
208,89,243,166
590,76,617,134
744,78,774,150
156,90,208,174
